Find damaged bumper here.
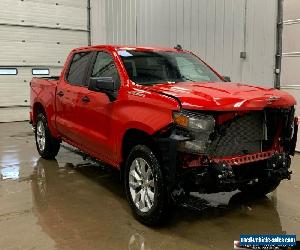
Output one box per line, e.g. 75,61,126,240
156,108,298,195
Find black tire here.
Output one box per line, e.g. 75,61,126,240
35,113,60,159
124,145,169,226
239,178,281,196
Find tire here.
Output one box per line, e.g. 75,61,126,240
35,113,60,159
239,177,281,196
124,145,169,226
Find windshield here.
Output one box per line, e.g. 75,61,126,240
118,50,222,85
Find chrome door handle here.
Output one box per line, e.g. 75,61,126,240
81,96,90,103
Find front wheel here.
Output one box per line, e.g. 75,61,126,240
124,145,169,226
35,113,60,159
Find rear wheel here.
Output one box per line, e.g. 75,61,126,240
35,113,60,159
124,145,169,226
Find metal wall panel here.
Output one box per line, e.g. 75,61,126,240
282,23,300,53
91,0,278,88
0,26,88,66
283,0,300,20
0,0,88,120
281,56,300,87
281,0,300,87
281,0,300,150
1,0,87,30
91,0,106,44
0,67,62,106
29,0,87,8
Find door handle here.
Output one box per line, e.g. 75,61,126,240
81,96,90,103
57,91,64,97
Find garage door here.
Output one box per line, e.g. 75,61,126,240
0,0,89,122
281,0,300,150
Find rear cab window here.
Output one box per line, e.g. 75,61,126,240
66,51,93,86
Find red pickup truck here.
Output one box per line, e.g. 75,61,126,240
30,45,298,225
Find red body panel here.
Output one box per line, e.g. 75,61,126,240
30,45,297,168
148,82,296,111
30,78,59,138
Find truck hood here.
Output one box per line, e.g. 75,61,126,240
147,82,296,111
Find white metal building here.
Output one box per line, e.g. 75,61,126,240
0,0,89,122
90,0,299,149
281,0,300,128
1,0,300,148
91,0,278,88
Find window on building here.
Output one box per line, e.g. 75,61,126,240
0,68,18,75
32,68,50,75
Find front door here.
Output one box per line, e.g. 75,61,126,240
74,50,121,164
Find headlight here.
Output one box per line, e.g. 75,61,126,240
173,111,215,154
173,111,215,132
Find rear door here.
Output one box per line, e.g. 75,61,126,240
55,51,93,145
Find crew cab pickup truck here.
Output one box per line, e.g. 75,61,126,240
30,45,298,225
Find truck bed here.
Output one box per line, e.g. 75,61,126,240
30,76,59,127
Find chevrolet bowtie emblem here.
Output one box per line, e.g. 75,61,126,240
267,96,280,104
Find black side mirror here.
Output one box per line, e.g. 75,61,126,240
89,77,117,92
223,76,231,82
88,77,118,101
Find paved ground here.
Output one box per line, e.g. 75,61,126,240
0,122,300,250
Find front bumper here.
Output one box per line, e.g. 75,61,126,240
156,114,298,194
158,137,292,194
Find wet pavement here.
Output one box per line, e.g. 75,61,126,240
0,122,300,250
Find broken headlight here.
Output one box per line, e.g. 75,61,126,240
173,111,215,132
173,111,215,154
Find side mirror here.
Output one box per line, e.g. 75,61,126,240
88,77,118,101
89,77,117,92
223,76,231,82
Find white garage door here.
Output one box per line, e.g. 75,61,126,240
0,0,89,122
281,0,300,150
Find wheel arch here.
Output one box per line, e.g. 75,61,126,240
121,128,158,161
32,101,59,139
120,128,160,181
32,102,46,125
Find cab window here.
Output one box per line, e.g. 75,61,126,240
91,52,120,88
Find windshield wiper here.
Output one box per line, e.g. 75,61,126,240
181,75,196,82
174,75,196,83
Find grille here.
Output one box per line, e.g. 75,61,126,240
211,112,264,157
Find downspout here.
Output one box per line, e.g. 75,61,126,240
241,0,247,60
275,0,283,89
87,0,91,46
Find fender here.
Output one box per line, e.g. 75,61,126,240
149,90,182,109
113,89,181,165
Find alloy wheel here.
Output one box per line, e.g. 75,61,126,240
128,158,155,213
36,120,46,152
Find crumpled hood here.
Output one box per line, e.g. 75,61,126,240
148,82,296,111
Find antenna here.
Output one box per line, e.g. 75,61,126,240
174,44,183,50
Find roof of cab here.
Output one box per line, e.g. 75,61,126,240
72,44,184,53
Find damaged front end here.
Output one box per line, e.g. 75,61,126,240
156,107,298,199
